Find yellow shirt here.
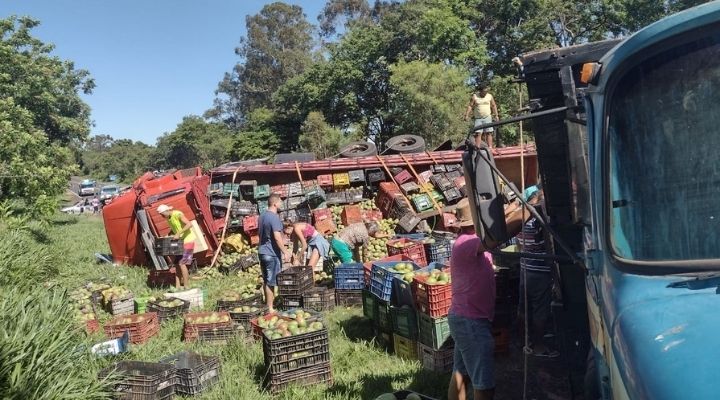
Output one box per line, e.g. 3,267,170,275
473,93,494,119
168,210,196,244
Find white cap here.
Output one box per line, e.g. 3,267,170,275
156,204,173,214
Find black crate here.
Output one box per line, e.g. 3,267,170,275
442,187,462,203
232,201,257,217
153,237,184,256
325,191,348,205
229,306,266,330
147,298,191,322
335,289,363,307
445,169,462,180
397,212,421,233
295,205,312,223
304,185,326,209
286,196,305,210
277,267,314,296
264,362,333,395
430,174,453,191
348,169,365,183
99,361,176,400
366,168,386,185
288,182,304,197
302,287,336,312
216,293,263,311
281,295,303,309
445,163,462,172
160,351,221,396
262,328,330,374
239,180,257,197
197,325,245,344
430,164,447,173
345,188,365,203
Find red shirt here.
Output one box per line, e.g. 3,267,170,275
449,233,496,320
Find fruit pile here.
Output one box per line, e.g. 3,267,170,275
222,233,255,255
153,298,185,308
416,269,451,285
101,286,132,302
231,305,261,314
108,314,152,326
259,310,325,339
186,312,231,325
314,271,333,286
69,288,97,323
359,199,377,211
219,284,260,302
387,262,416,283
330,205,345,231
361,218,398,262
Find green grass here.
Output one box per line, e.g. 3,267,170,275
46,215,451,399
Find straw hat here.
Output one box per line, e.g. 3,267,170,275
156,204,173,214
453,198,474,227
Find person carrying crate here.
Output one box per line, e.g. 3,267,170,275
330,222,389,263
157,204,195,290
283,220,330,272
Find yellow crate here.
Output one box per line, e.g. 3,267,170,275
333,172,350,187
393,333,419,360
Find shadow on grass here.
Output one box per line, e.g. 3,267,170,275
337,315,374,343
51,217,79,226
29,228,53,244
327,370,430,399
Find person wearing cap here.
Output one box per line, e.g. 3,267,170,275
330,221,388,263
258,194,292,313
157,204,195,289
464,84,499,149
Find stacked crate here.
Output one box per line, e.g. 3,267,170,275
302,287,336,312
412,263,454,368
387,238,428,267
334,263,364,306
277,267,314,309
99,361,176,399
161,351,222,395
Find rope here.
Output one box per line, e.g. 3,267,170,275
425,150,440,165
208,166,242,269
376,154,413,210
518,75,530,400
399,153,442,213
294,161,304,184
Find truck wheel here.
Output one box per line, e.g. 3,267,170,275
385,134,426,154
340,141,378,158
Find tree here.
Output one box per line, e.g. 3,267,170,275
209,2,314,128
318,0,372,39
389,61,469,148
298,112,346,159
228,108,281,161
154,116,234,170
81,136,154,182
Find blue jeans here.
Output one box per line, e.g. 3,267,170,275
449,313,495,390
259,254,281,287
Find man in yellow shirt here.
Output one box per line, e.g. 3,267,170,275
464,84,499,149
157,204,195,289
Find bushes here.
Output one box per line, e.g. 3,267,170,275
0,229,58,288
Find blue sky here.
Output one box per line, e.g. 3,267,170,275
0,0,324,144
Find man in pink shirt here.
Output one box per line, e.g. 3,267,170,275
448,198,496,400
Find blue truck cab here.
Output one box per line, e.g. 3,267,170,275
484,3,720,399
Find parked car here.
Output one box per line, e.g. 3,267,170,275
99,185,120,204
61,201,87,214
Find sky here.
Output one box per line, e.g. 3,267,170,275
0,0,325,144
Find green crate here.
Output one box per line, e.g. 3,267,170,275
375,298,392,331
258,200,268,214
418,312,452,350
429,189,443,202
254,184,270,199
391,305,418,339
222,183,240,197
374,328,394,354
362,289,376,320
412,194,433,212
134,296,153,314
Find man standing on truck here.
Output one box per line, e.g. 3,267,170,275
464,84,500,148
258,194,292,313
517,187,559,358
448,198,496,400
157,204,195,290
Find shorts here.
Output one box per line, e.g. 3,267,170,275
330,238,354,263
178,242,195,266
449,313,495,390
259,254,282,287
474,116,494,133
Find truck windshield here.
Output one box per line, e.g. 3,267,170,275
80,183,94,189
608,32,720,262
102,187,117,193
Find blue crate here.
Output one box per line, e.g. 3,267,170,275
425,238,452,264
334,263,365,290
370,261,421,302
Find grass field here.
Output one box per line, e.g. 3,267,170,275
49,215,452,399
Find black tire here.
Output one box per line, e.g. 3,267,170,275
340,141,378,158
385,134,426,154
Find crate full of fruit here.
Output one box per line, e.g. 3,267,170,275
147,298,191,322
370,261,421,302
412,263,452,318
104,312,160,344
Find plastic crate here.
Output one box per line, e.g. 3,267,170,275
365,168,385,185
429,189,443,203
312,208,332,223
391,306,418,339
243,215,259,232
438,212,457,230
445,168,462,179
164,288,204,309
418,342,454,373
229,305,266,330
345,187,365,203
288,182,304,197
418,170,434,184
160,351,221,396
182,312,233,342
104,313,160,344
147,298,191,322
147,269,176,288
394,169,413,184
286,196,305,210
397,212,422,233
222,183,240,197
315,218,337,236
374,328,394,353
239,180,257,197
412,194,433,212
325,191,348,206
417,313,452,350
442,187,462,203
376,298,392,331
430,174,453,191
198,324,245,344
106,296,135,316
302,287,336,312
400,181,420,195
277,267,314,296
280,295,303,310
413,264,452,318
250,313,284,340
270,184,288,198
335,289,363,306
453,176,466,190
153,237,183,256
334,263,365,290
317,174,334,188
362,289,376,320
333,172,350,188
386,238,427,267
361,209,383,222
264,362,333,395
258,200,268,214
392,273,416,308
347,169,364,183
216,292,262,311
393,334,419,360
254,184,270,199
134,296,152,314
99,361,176,400
341,205,362,226
262,328,330,374
424,237,452,264
85,319,100,335
370,260,421,302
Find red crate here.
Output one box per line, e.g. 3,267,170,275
104,312,160,344
271,184,289,198
315,218,336,235
341,205,362,226
317,174,333,188
249,312,290,340
394,170,413,184
438,213,457,230
376,182,403,214
361,209,383,222
453,176,466,189
147,268,176,288
249,231,260,246
312,208,332,224
418,170,434,184
387,238,427,266
412,268,452,318
182,312,233,342
85,319,100,335
243,215,259,232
